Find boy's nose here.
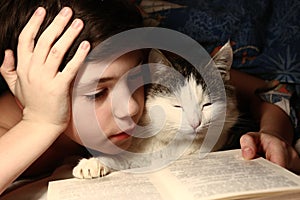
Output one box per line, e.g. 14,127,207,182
115,96,140,119
112,85,140,119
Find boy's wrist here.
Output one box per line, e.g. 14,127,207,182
19,119,66,136
21,107,69,133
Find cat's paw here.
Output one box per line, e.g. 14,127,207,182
72,157,110,179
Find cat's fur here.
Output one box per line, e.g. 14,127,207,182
73,42,239,178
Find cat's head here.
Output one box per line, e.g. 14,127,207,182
140,42,238,149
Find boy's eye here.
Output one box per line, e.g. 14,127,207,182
85,89,108,101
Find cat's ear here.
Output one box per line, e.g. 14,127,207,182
148,49,174,82
212,41,233,81
148,49,173,68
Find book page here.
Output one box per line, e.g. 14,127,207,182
48,171,162,200
149,149,300,200
48,149,300,200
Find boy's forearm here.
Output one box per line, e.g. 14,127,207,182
258,102,294,144
230,69,294,144
0,120,62,194
229,69,267,115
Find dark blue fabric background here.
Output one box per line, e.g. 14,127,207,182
135,0,300,88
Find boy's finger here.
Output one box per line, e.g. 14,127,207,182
240,132,259,160
17,7,46,61
266,144,287,168
57,41,90,85
45,19,84,77
32,7,73,65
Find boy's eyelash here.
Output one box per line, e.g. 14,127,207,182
85,89,108,101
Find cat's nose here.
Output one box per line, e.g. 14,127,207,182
191,120,201,130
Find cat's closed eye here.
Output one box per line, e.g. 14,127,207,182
173,104,182,108
202,102,212,110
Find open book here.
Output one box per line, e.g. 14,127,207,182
47,149,300,200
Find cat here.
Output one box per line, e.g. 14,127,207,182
72,42,239,178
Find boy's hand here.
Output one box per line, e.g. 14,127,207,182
240,132,300,174
0,7,90,130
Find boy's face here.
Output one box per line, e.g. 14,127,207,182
65,50,145,154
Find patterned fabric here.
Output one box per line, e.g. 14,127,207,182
256,80,298,128
133,0,300,140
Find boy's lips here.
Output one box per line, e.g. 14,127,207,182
108,132,131,142
108,126,136,143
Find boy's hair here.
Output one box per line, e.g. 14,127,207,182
0,0,143,92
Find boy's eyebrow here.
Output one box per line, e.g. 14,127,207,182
94,77,115,83
77,57,144,91
84,77,115,85
76,77,115,92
